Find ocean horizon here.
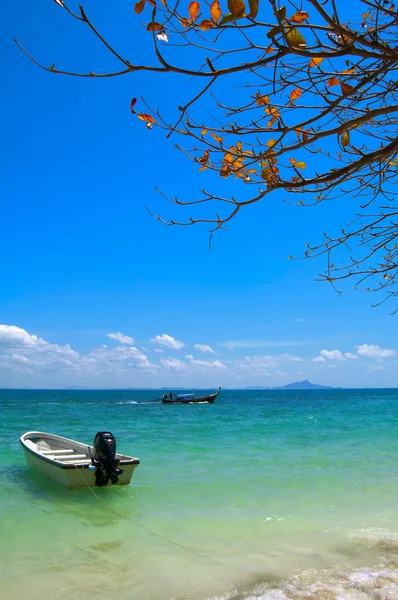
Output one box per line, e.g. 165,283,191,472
2,387,398,600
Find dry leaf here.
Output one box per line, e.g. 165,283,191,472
201,128,208,136
224,153,235,163
341,83,354,94
290,158,306,168
255,92,269,106
327,76,340,87
289,10,309,23
309,56,324,68
188,1,200,20
289,88,302,103
135,0,146,13
210,0,221,22
200,19,214,30
211,133,223,143
220,165,231,178
285,27,306,48
137,113,157,124
147,21,164,30
198,150,209,164
228,0,245,16
237,141,243,152
265,105,280,127
248,0,258,18
340,131,350,147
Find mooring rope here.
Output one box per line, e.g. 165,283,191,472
74,465,255,575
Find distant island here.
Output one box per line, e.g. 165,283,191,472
243,380,339,391
273,380,336,390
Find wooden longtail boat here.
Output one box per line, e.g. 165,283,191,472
161,387,221,404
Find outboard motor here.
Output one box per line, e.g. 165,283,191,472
91,431,124,487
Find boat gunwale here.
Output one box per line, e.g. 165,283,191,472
161,388,221,404
20,431,140,471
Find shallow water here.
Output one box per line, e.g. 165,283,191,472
1,388,398,600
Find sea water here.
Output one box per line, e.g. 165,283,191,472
1,389,398,600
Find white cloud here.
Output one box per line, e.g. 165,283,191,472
150,334,185,350
193,344,215,354
312,356,326,363
221,340,314,350
154,348,163,353
185,354,194,359
0,324,45,348
11,354,32,364
189,358,226,370
356,344,396,359
295,318,305,323
236,353,302,375
0,324,155,383
320,349,346,361
107,332,135,345
344,352,359,360
368,364,384,371
160,357,186,371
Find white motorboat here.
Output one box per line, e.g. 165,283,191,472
20,431,140,488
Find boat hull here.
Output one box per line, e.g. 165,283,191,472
20,431,139,488
161,388,221,404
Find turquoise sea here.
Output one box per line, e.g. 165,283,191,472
2,388,398,600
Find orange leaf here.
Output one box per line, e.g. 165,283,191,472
289,88,302,103
267,139,277,148
137,113,157,124
211,133,223,144
309,56,324,68
201,128,208,136
180,17,191,26
341,83,354,94
147,21,164,30
210,0,221,22
290,158,306,168
228,0,245,16
224,153,235,163
341,67,356,74
188,1,200,20
289,10,309,23
135,0,146,13
198,165,208,171
198,150,209,164
237,141,243,152
220,165,231,178
200,19,214,30
265,106,280,127
340,131,350,147
327,76,340,87
255,92,269,106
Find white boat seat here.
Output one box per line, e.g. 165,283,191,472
41,449,74,455
55,454,87,461
63,459,92,465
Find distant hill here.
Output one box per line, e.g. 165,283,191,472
273,380,336,390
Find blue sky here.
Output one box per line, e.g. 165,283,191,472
1,0,397,388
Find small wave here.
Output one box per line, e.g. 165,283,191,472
209,560,398,600
348,528,398,552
